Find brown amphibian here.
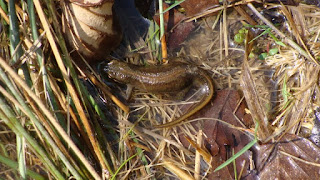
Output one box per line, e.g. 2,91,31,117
103,59,214,128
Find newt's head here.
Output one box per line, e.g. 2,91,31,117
102,60,131,84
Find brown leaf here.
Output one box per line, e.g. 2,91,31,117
179,90,256,179
257,134,320,179
180,0,219,17
240,58,271,140
240,31,271,140
202,90,253,156
202,90,255,178
153,3,195,49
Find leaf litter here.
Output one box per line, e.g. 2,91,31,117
112,1,320,179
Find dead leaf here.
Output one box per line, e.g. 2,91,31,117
180,0,219,17
257,134,320,179
240,31,271,140
179,90,256,179
153,3,195,49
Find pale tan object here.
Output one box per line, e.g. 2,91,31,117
194,130,202,180
62,0,122,62
162,159,195,180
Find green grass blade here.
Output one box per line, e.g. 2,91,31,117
17,135,27,179
111,152,139,180
8,0,22,63
0,63,83,179
162,0,186,14
0,97,65,179
8,2,31,178
0,154,46,180
214,138,258,172
27,0,67,128
8,0,32,88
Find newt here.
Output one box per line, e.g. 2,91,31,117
103,59,214,128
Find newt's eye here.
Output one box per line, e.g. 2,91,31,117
102,66,110,76
101,63,115,80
